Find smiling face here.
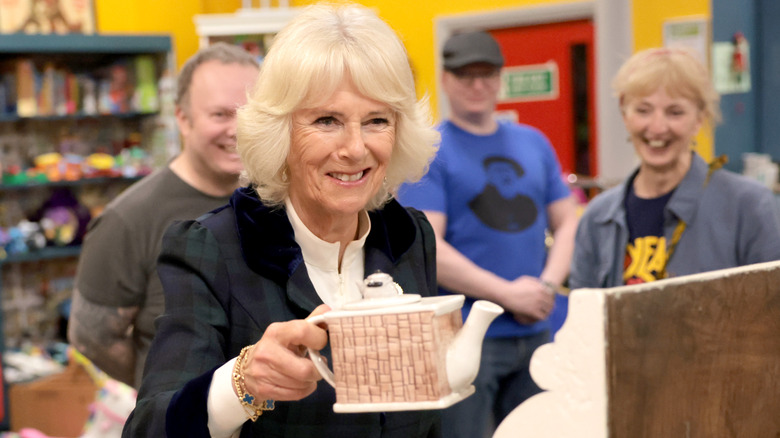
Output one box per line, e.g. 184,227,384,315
622,87,703,174
287,80,395,237
176,60,259,185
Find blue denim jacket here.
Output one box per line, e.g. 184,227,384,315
570,153,780,290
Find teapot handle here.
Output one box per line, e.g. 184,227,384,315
305,314,336,387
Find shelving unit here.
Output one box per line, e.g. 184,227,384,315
0,174,143,191
0,34,171,54
0,110,156,123
0,33,175,429
1,246,81,264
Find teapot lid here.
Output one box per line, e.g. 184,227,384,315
342,271,421,310
342,293,421,310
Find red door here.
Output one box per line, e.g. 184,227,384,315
491,20,597,176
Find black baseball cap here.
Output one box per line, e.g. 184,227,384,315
442,31,505,70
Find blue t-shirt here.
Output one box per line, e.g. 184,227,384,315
398,120,570,338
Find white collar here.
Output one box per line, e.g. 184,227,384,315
284,199,371,308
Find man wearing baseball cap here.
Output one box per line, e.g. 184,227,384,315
399,31,578,437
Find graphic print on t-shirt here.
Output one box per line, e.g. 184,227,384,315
624,235,668,284
623,184,674,285
468,156,538,232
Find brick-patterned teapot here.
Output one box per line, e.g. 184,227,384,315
307,272,503,413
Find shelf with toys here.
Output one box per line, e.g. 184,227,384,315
0,33,176,377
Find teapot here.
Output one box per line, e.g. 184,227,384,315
307,272,503,413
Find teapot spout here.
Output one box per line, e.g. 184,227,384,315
446,300,504,393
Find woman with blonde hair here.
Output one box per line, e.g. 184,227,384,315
123,3,441,437
569,47,780,289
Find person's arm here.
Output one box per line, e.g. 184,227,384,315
68,289,138,387
423,211,554,323
207,358,250,438
70,207,148,386
206,305,330,438
539,195,579,288
125,219,328,437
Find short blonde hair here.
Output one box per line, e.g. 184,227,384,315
237,3,439,210
612,47,721,124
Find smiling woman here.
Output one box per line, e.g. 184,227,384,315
286,81,397,244
621,88,702,193
569,47,780,290
237,4,438,212
122,3,443,438
615,48,719,197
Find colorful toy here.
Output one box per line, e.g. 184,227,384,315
39,208,78,246
70,348,137,438
0,220,47,255
34,189,91,246
18,220,47,251
132,55,159,113
99,62,133,114
83,153,117,178
33,152,64,182
116,146,151,178
62,153,84,181
2,163,28,185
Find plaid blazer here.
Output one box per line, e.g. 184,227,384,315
123,187,441,438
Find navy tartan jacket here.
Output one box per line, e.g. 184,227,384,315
122,187,441,438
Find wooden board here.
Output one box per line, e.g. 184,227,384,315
605,264,780,437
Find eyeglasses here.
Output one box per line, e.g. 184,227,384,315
448,67,501,85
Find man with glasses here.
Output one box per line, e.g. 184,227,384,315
398,31,578,438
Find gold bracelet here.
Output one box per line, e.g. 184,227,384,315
233,345,275,422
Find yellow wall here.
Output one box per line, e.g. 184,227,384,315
94,0,713,157
633,0,710,49
96,0,572,116
94,0,242,69
631,0,713,160
292,0,577,118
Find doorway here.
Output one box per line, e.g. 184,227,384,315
434,0,634,182
491,19,596,176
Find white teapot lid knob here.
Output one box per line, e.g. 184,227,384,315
342,271,420,310
363,271,402,299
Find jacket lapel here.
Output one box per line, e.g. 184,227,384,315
286,263,323,313
229,187,417,314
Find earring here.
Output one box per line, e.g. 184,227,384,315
281,168,289,182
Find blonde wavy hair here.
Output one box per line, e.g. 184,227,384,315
236,2,439,210
613,47,721,125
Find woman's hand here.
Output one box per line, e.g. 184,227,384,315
239,304,331,402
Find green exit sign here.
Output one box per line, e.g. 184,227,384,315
499,62,559,102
